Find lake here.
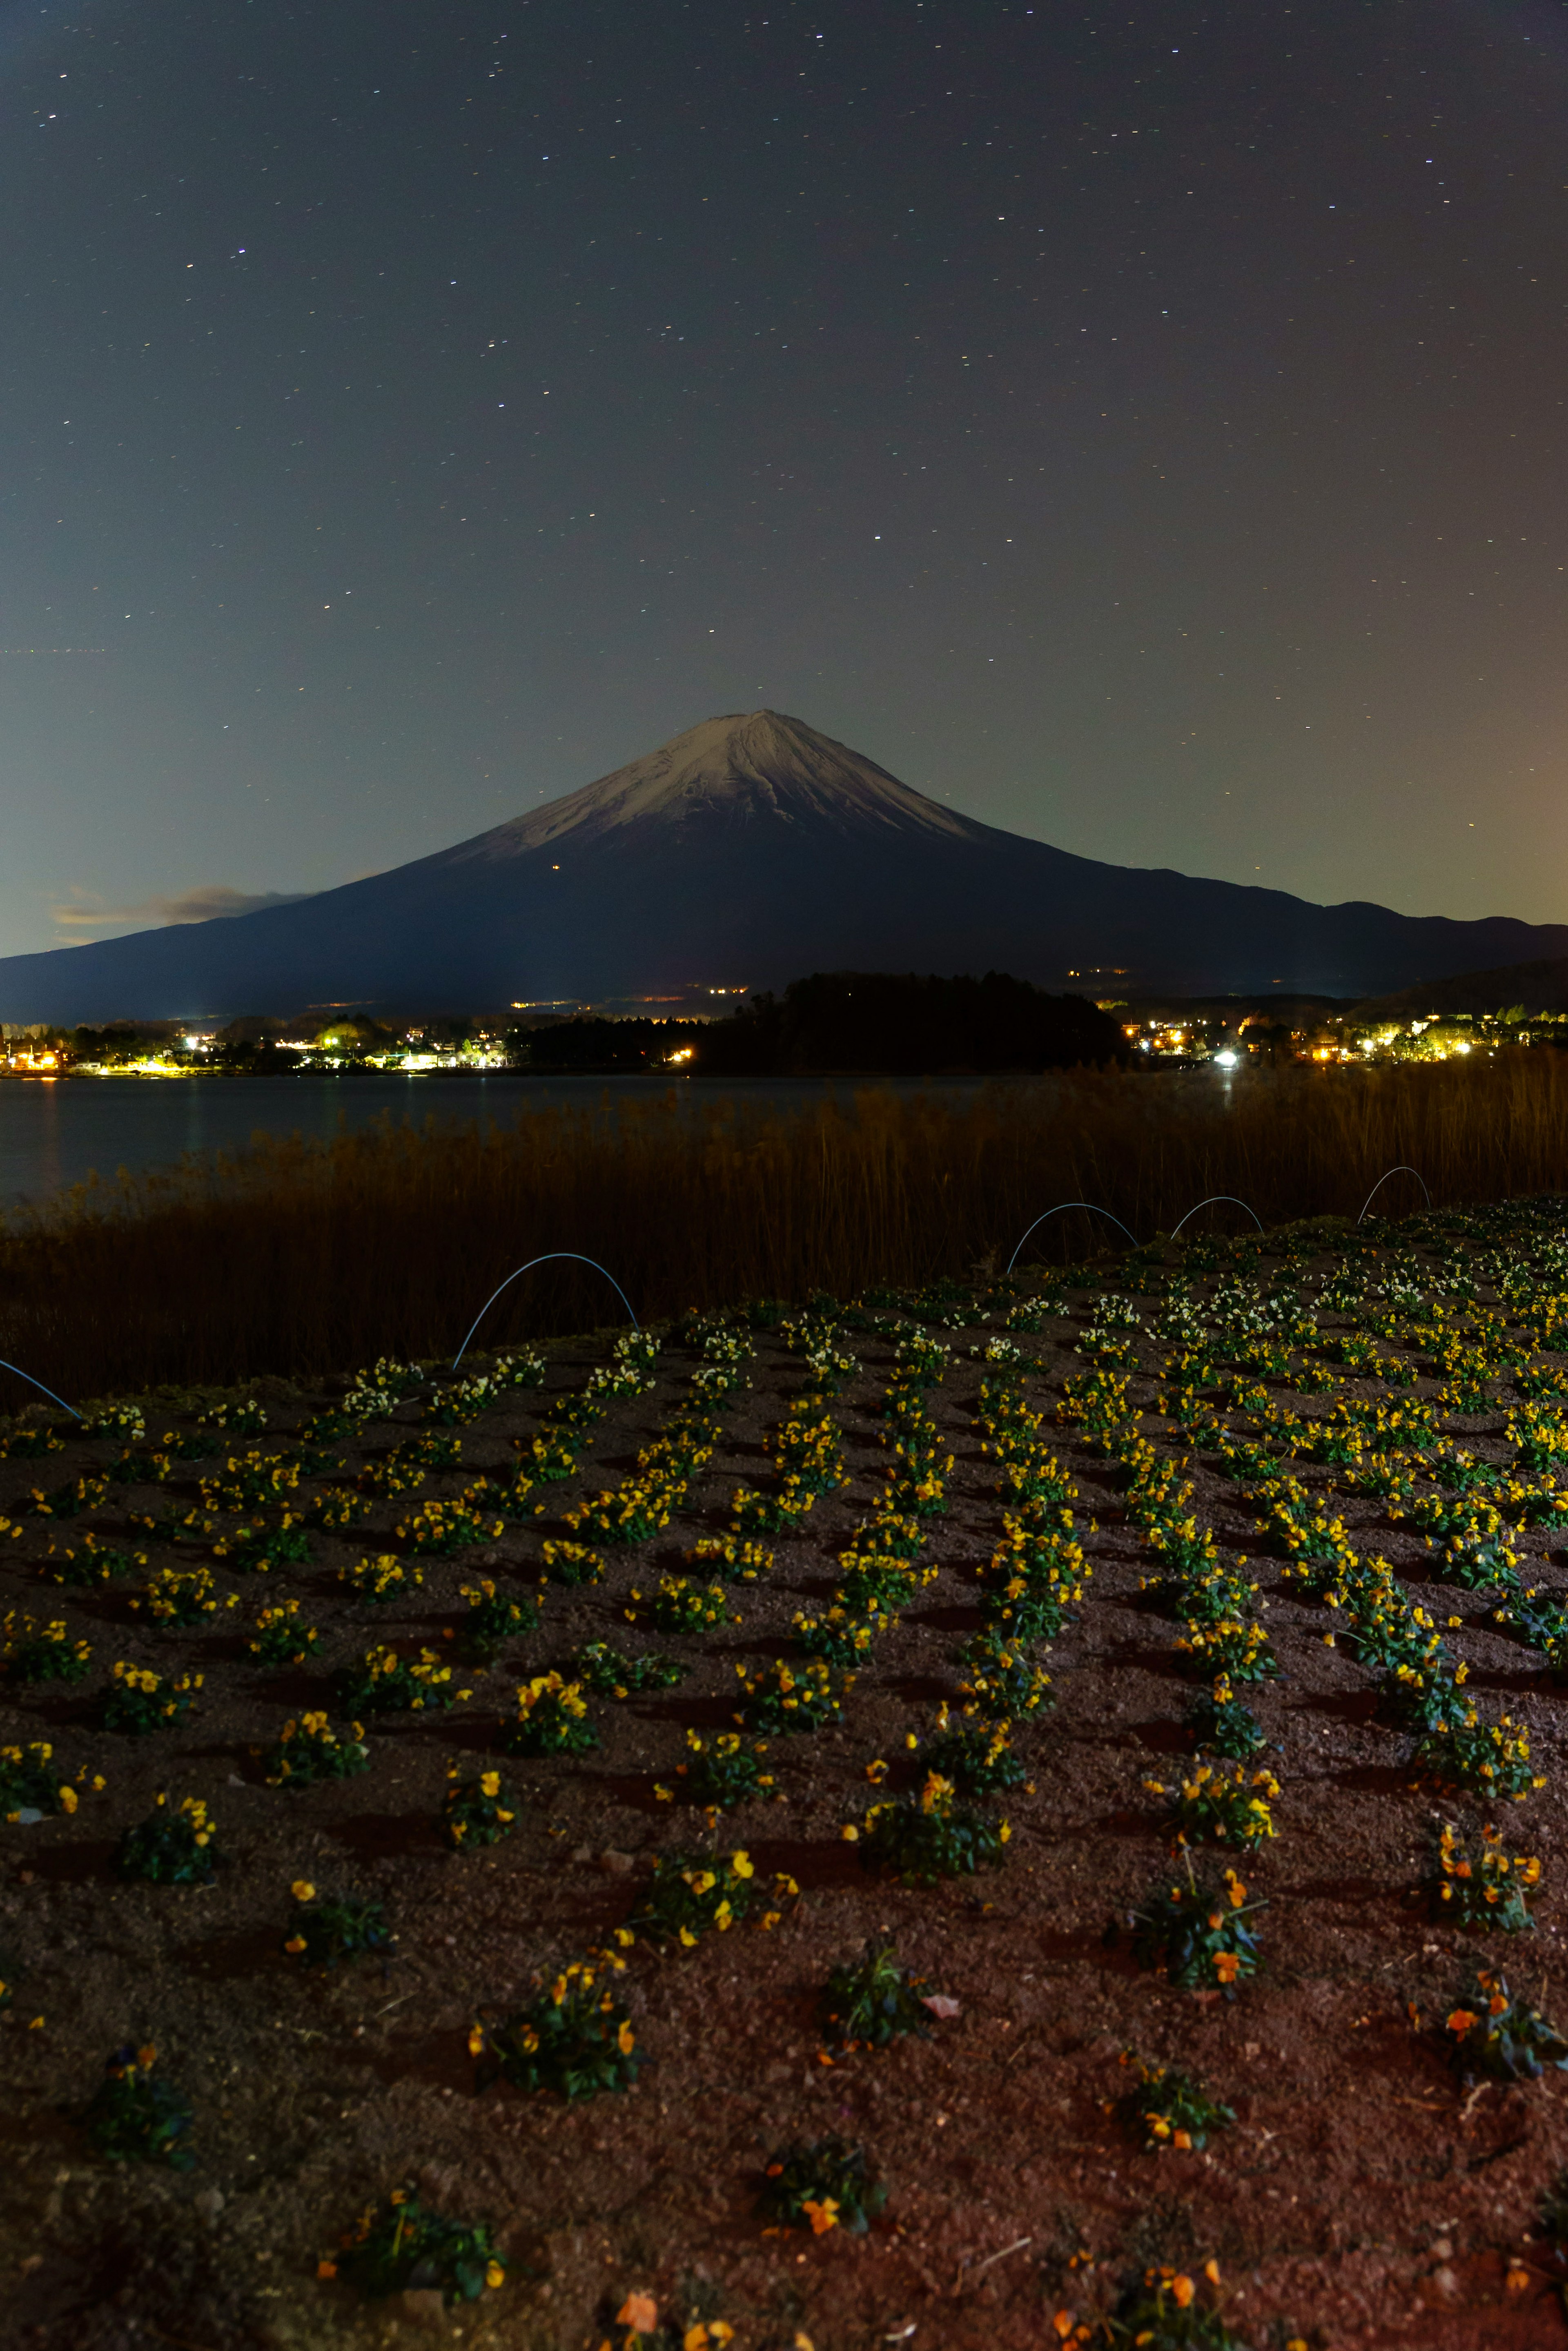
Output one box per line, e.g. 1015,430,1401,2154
0,1070,1005,1208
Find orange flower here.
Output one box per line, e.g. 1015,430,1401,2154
617,2293,657,2334
1171,2273,1196,2307
1446,2009,1478,2035
802,2197,840,2235
1212,1950,1241,1984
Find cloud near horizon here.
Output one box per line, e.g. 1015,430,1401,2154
50,884,316,939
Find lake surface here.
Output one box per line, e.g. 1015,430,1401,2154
0,1070,1005,1209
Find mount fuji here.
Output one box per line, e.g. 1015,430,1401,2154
2,709,1565,1020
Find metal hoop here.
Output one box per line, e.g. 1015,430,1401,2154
1005,1202,1138,1274
0,1359,80,1421
452,1252,639,1369
1169,1194,1265,1239
1356,1166,1432,1225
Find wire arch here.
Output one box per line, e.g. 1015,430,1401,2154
0,1359,80,1421
1169,1194,1265,1239
1005,1202,1138,1275
453,1252,639,1370
1356,1166,1432,1225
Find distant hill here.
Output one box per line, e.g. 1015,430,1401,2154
697,970,1129,1074
1354,956,1568,1021
2,709,1566,1021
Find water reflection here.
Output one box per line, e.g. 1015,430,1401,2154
0,1071,1004,1209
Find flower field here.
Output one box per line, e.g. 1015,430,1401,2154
4,1204,1568,2345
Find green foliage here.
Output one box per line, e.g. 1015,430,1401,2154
457,1577,538,1660
1146,1761,1280,1851
198,1451,299,1512
571,1641,686,1695
328,2188,505,2306
857,1771,1009,1886
956,1632,1053,1720
421,1371,504,1426
284,1883,396,1969
817,1942,934,2054
337,1644,457,1713
1,1420,67,1458
1125,1866,1265,1994
1105,2269,1245,2349
25,1472,112,1520
1115,2053,1236,2152
624,1849,761,1945
101,1662,200,1735
1428,1819,1540,1932
199,1396,268,1436
1412,1709,1542,1802
921,1718,1028,1795
565,1483,671,1544
296,1407,358,1446
1183,1677,1266,1758
497,1673,598,1755
83,2045,194,2168
521,1430,585,1482
1444,1969,1568,2083
107,1445,174,1487
976,1575,1065,1644
0,1741,73,1817
1174,1616,1278,1683
678,1729,776,1811
212,1515,312,1572
537,1539,604,1586
247,1599,320,1666
792,1604,883,1666
644,1575,735,1634
441,1766,517,1850
117,1796,219,1885
757,2137,886,2235
38,1535,144,1587
730,1479,817,1535
259,1711,370,1788
684,1533,772,1584
735,1655,847,1733
5,1615,93,1683
396,1494,503,1555
471,1955,639,2099
767,1409,848,1495
130,1563,237,1629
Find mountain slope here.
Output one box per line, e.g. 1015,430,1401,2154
1354,955,1568,1021
2,709,1565,1021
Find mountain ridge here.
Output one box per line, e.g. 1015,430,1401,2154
2,710,1565,1021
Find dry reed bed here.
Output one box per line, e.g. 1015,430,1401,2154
3,1056,1567,1399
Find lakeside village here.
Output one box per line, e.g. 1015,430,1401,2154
1,995,1563,1078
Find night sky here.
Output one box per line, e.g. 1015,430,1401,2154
3,0,1567,957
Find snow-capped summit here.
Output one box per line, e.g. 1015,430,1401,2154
450,709,975,859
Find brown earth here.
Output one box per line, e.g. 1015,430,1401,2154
2,1253,1568,2351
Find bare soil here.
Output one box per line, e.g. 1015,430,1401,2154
3,1253,1568,2351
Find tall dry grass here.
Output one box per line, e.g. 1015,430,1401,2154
3,1056,1567,1401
